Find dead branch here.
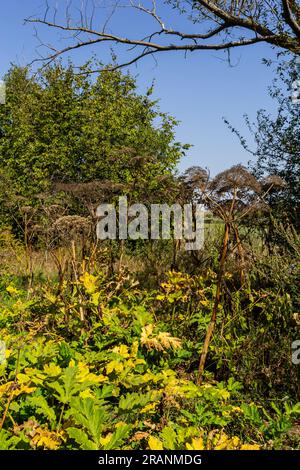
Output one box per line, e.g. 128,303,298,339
25,1,300,72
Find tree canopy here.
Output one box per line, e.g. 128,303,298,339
0,62,186,202
226,58,300,227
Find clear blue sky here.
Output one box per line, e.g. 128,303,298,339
0,1,280,175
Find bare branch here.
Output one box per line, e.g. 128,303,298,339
282,0,300,37
25,1,300,72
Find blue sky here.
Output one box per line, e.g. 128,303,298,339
0,1,281,175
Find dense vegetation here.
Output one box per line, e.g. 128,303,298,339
0,60,299,451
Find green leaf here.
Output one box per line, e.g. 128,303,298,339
66,427,97,450
27,395,57,424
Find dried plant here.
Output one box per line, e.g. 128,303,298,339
185,165,267,384
51,215,93,242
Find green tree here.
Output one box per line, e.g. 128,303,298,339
226,58,300,228
0,62,186,201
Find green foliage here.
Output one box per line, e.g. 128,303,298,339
0,62,187,229
0,269,299,450
226,58,300,228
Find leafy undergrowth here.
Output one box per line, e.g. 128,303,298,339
0,270,299,450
